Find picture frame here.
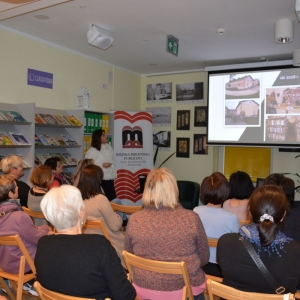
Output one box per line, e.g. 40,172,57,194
176,137,190,158
176,82,204,103
193,134,208,155
194,106,208,127
176,110,190,130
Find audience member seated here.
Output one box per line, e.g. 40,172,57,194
35,185,136,300
28,165,54,225
72,158,94,187
77,164,126,268
193,172,239,277
222,171,254,221
44,157,66,189
263,173,300,242
218,185,300,294
1,155,30,207
0,174,50,296
125,168,209,300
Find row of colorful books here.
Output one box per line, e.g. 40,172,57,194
84,112,110,134
0,110,27,122
0,131,30,146
35,133,78,147
35,152,78,166
35,113,82,126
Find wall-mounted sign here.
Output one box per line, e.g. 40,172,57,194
166,35,179,56
27,68,53,89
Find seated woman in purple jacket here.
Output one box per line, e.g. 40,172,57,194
0,174,50,296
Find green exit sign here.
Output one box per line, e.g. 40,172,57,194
167,35,179,56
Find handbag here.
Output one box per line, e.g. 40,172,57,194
241,237,286,294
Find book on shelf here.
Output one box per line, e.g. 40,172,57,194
35,113,47,124
49,152,69,166
63,115,82,126
38,134,55,146
36,153,51,164
35,134,44,146
0,110,27,122
61,171,74,185
35,155,42,166
61,152,78,165
39,113,58,125
53,115,70,126
9,132,30,145
0,131,14,145
52,136,67,146
60,133,78,146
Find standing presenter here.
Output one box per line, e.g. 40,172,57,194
85,129,117,201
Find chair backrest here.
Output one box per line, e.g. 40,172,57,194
122,250,194,300
207,238,218,248
177,180,200,210
34,281,93,300
207,278,294,300
82,220,112,245
111,202,143,214
22,206,45,219
0,235,36,300
239,219,251,226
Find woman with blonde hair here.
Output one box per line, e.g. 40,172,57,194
125,168,209,300
28,165,54,225
34,185,136,300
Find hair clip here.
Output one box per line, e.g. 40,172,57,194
260,213,274,222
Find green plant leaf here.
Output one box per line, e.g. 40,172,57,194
158,152,176,168
154,146,159,165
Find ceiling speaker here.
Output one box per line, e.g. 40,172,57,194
87,24,113,50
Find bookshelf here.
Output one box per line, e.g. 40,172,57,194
69,109,114,156
0,103,35,185
35,107,83,171
265,116,285,141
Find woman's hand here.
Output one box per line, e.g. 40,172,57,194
102,163,112,168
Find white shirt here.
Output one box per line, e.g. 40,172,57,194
85,144,117,180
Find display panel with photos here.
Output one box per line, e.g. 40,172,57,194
193,134,208,155
176,137,190,158
176,110,190,130
208,66,300,146
147,83,172,102
194,106,207,127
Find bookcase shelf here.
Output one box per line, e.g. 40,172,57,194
0,121,31,125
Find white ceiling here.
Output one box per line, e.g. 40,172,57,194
0,0,300,75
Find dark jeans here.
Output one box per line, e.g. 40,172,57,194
202,262,223,278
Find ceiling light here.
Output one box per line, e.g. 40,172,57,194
149,63,157,66
35,15,49,20
87,24,113,50
217,28,225,36
275,19,293,43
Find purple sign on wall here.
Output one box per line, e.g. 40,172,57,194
27,68,53,89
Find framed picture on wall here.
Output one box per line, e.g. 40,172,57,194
176,110,190,130
176,82,204,103
193,134,208,155
176,137,190,158
146,82,172,103
194,106,208,127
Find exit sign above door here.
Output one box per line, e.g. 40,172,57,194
166,35,179,56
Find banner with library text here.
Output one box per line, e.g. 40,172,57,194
114,111,153,203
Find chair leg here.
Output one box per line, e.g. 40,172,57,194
0,278,16,300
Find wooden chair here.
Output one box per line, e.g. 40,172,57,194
122,250,194,300
34,281,94,300
22,206,45,219
239,219,251,226
206,278,294,300
0,235,36,300
111,202,143,214
82,220,112,245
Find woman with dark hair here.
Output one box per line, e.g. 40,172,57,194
44,157,67,189
77,164,125,267
85,129,117,201
223,171,254,221
193,172,239,277
218,185,300,294
263,173,300,242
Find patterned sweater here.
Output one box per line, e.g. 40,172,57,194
125,204,209,291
